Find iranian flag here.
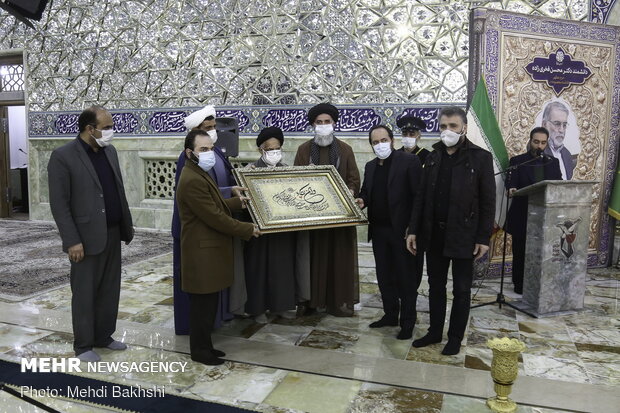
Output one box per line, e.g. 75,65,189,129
466,76,510,230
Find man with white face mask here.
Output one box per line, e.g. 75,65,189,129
171,105,244,336
396,115,430,165
243,127,300,323
355,125,422,340
396,115,430,295
48,105,134,362
407,106,495,355
177,129,260,366
294,103,360,317
255,127,284,168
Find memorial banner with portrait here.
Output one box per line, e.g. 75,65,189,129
469,8,620,267
233,165,368,233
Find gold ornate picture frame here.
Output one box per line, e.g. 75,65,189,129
233,165,368,233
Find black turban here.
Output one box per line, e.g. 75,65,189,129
256,126,284,147
308,103,339,124
396,115,426,132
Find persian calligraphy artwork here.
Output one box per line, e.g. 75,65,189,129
233,165,367,233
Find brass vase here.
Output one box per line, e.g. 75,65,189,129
486,337,526,413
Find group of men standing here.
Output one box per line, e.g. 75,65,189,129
170,102,498,360
357,106,496,356
47,102,562,365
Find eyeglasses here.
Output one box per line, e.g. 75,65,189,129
548,121,568,128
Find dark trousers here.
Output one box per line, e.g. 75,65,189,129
70,226,121,355
415,251,425,290
511,235,525,292
189,292,219,358
371,225,419,329
172,238,190,335
426,228,473,343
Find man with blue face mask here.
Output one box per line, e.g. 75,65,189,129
355,125,422,340
407,106,495,355
294,103,360,317
171,105,244,336
48,105,134,362
177,129,260,366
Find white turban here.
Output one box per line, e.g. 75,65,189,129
184,105,216,130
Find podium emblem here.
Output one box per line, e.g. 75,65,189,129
556,217,582,261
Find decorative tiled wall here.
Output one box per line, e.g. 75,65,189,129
0,0,593,233
0,0,588,112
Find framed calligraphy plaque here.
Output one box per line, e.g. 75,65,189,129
232,165,368,233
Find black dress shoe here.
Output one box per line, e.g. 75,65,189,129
212,349,226,357
297,302,316,317
369,317,398,328
191,355,226,366
412,333,442,348
514,286,523,294
396,328,413,340
441,340,461,355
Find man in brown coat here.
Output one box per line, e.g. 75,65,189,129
177,129,259,366
293,103,361,317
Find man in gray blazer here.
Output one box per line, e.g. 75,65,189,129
48,105,134,362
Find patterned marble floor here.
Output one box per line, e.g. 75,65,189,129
0,243,618,412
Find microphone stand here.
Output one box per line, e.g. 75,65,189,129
470,153,548,317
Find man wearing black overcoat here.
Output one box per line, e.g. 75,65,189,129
407,106,495,355
505,127,562,294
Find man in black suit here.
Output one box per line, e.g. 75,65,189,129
505,127,562,294
356,125,422,340
48,106,134,362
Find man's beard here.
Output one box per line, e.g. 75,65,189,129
550,135,564,150
314,133,334,147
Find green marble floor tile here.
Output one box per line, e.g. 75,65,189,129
298,328,411,359
522,353,590,384
215,317,266,339
264,371,362,413
5,331,74,359
183,363,288,404
249,324,314,346
0,323,54,354
349,382,443,413
519,336,579,360
122,305,174,325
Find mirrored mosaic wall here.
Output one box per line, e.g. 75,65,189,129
0,0,588,112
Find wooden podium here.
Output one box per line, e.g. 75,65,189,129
512,180,596,317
